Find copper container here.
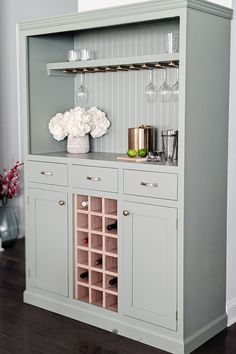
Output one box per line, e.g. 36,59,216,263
128,125,155,152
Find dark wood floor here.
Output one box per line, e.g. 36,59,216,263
0,239,236,354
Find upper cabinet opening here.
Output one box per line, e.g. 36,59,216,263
27,17,180,156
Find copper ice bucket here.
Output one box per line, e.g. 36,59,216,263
128,125,155,152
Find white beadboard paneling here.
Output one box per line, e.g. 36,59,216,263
75,68,178,153
75,21,179,59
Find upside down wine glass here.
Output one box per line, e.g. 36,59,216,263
172,68,179,102
159,69,172,103
144,69,157,103
76,73,89,107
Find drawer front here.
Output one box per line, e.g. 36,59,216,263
124,170,178,200
27,161,68,186
71,165,118,193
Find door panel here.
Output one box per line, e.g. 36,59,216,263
28,189,68,297
123,201,177,330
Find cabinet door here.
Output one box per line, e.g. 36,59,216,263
27,189,68,297
123,202,177,330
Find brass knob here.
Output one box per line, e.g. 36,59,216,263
123,210,130,216
59,200,65,206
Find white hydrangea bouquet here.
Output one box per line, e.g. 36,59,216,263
49,106,110,153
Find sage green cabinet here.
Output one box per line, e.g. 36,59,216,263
27,188,68,297
123,201,177,331
20,0,232,352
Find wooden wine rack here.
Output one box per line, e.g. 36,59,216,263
74,194,118,312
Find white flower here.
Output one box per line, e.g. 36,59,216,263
88,107,111,138
66,106,91,137
48,106,110,141
48,113,67,141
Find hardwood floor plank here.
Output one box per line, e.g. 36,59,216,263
1,239,236,354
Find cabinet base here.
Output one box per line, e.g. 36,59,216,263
24,290,227,354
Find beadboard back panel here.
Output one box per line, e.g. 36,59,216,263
74,20,179,59
74,19,179,153
75,69,179,153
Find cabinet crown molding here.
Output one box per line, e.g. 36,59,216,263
18,0,232,34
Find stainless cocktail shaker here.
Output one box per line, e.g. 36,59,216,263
161,129,178,160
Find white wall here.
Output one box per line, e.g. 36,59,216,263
77,0,236,326
227,0,236,326
0,0,78,237
78,0,232,12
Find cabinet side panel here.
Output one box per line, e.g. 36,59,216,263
184,10,230,338
28,34,74,154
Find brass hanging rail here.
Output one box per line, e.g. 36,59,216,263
60,60,179,74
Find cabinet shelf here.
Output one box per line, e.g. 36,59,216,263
105,267,118,276
90,247,103,254
47,54,179,76
105,248,117,256
105,287,118,295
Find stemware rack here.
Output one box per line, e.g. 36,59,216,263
74,194,118,312
47,53,179,76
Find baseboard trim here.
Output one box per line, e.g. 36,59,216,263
227,298,236,326
24,290,227,354
24,290,185,354
0,239,3,252
184,314,227,354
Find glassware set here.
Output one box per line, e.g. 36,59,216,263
76,31,179,106
145,68,179,103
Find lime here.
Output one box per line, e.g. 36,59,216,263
127,149,138,158
138,149,148,158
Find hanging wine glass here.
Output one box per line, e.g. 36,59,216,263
76,73,89,107
172,68,179,102
144,69,157,103
159,68,172,103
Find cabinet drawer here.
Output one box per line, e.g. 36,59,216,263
27,161,68,186
71,165,118,193
124,170,178,200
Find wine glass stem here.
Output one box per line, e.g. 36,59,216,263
80,73,85,85
149,69,153,84
163,69,167,84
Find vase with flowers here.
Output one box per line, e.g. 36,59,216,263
49,106,111,153
0,161,23,248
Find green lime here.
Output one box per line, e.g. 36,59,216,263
138,149,148,158
127,149,138,158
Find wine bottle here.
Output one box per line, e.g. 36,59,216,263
95,258,102,265
109,277,118,286
80,271,89,279
107,220,117,231
82,237,88,245
81,200,88,208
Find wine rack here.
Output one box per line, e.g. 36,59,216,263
74,194,118,312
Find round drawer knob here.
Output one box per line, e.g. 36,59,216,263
59,200,65,206
123,210,130,216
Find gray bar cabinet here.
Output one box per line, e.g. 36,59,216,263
19,1,233,353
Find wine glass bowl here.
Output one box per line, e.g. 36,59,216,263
172,68,179,102
159,69,172,103
76,73,89,107
144,69,157,103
